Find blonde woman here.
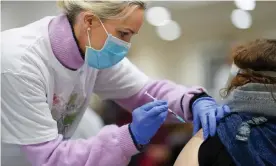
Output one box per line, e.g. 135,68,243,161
1,1,229,166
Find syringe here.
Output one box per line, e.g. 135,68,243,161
144,91,186,123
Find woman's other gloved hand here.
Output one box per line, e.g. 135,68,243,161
192,97,230,140
130,100,168,146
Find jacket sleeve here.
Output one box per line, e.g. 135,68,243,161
22,124,138,166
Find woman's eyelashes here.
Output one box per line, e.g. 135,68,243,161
119,31,129,37
119,31,130,38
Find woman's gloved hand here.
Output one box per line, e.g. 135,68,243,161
130,100,168,145
192,97,230,140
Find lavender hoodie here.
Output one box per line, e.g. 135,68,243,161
22,15,203,166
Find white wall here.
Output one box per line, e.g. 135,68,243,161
1,1,60,31
129,39,208,86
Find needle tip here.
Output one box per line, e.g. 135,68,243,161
176,116,185,123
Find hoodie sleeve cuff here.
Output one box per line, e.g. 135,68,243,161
118,125,140,158
188,92,211,111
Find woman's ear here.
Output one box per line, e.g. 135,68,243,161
82,12,101,29
83,12,94,28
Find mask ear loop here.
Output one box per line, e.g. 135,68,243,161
222,63,240,100
86,18,109,50
87,28,92,48
98,19,108,35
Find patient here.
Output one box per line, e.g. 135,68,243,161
174,39,276,166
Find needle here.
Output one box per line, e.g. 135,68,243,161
144,91,186,123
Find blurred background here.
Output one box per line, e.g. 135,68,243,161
2,1,276,165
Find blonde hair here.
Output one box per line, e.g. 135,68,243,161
57,0,146,24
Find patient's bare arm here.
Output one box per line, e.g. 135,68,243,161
173,129,204,166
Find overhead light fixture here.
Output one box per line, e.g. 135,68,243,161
146,6,171,26
156,20,181,41
234,0,256,11
231,9,252,29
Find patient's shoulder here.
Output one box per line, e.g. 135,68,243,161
173,130,204,166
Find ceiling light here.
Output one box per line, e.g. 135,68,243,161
234,0,256,11
156,20,181,41
146,7,171,26
231,9,252,29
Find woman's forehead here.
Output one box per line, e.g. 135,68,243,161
123,9,144,33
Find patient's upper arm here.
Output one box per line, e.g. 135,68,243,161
174,130,204,166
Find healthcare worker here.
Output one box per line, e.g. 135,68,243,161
1,1,230,166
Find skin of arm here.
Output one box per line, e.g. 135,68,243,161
173,129,204,166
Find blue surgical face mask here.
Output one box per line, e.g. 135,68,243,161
85,20,131,69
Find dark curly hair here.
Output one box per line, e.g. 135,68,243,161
221,39,276,100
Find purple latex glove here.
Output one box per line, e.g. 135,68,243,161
130,100,168,145
192,97,231,140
